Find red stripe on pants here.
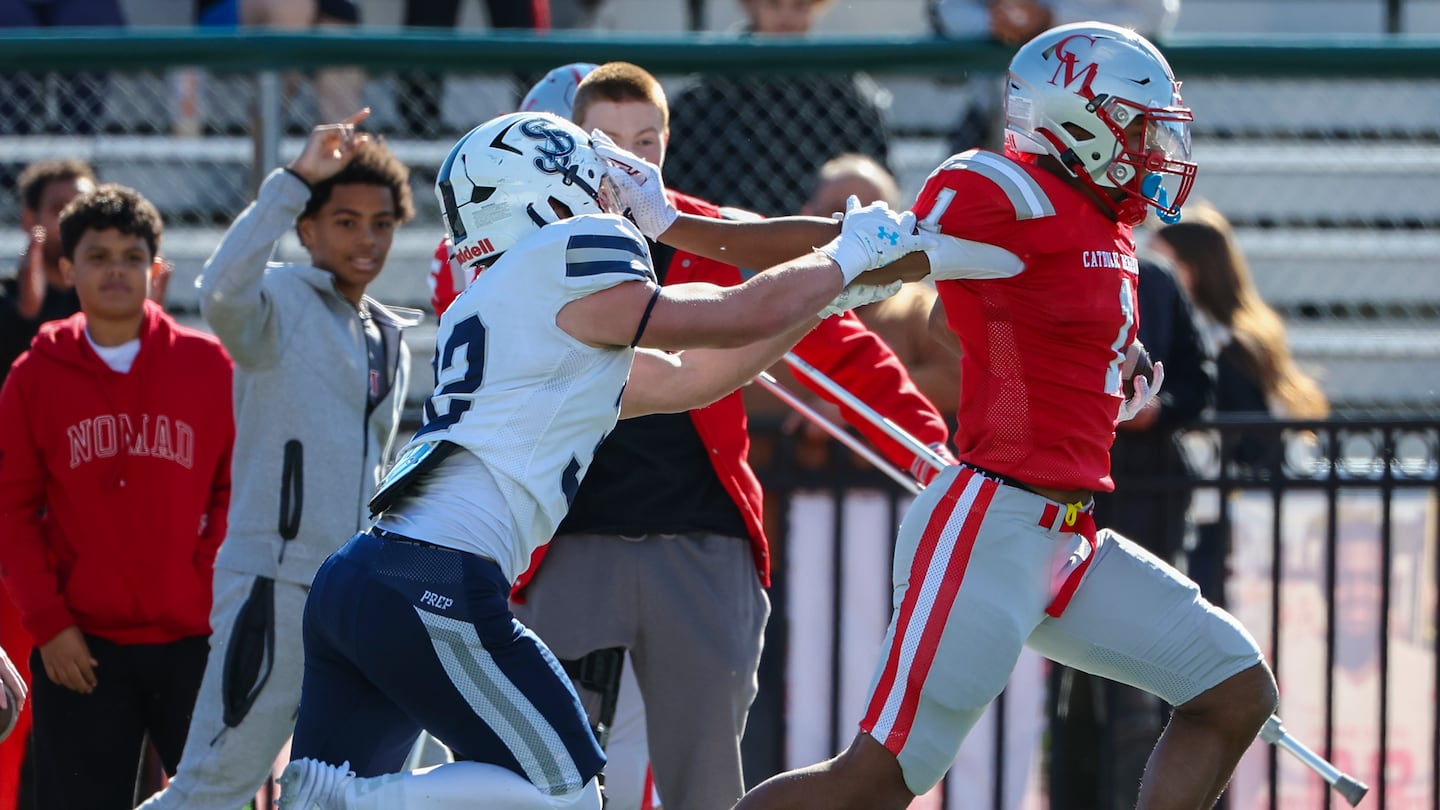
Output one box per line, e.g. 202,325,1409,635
862,469,997,749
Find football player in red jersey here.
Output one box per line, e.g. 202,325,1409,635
599,21,1278,810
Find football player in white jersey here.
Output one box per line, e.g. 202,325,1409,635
274,110,934,810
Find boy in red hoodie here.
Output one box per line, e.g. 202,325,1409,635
0,184,235,809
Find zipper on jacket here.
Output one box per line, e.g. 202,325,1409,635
278,439,303,561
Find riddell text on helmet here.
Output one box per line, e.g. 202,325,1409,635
454,239,495,265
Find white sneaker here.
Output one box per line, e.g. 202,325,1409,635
277,758,355,809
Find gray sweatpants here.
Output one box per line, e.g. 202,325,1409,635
513,532,769,810
136,568,309,810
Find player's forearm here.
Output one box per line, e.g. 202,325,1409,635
660,213,840,271
645,253,843,350
623,315,820,418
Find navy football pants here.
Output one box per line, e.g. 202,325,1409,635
291,529,604,796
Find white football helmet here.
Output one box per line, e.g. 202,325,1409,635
1004,22,1196,225
520,62,599,118
436,111,613,269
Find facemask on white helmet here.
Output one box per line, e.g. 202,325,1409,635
436,111,617,270
1004,22,1196,226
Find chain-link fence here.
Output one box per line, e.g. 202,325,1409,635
0,34,1437,417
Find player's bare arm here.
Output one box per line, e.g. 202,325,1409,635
594,129,935,284
620,313,819,419
558,253,840,351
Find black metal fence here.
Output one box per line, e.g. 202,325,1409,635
746,416,1440,809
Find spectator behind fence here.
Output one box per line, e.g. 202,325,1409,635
665,0,890,216
170,0,240,136
508,61,951,810
240,0,364,126
0,0,123,135
1147,202,1329,609
1,160,95,390
0,184,234,810
397,0,551,138
929,0,1180,153
1149,203,1329,427
136,110,420,810
1050,252,1215,810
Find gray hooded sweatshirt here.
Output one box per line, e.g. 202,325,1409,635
200,168,421,587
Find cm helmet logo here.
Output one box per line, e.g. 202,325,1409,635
519,119,578,176
1046,33,1100,97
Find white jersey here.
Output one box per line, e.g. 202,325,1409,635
376,214,655,581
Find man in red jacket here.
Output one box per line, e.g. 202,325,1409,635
0,184,235,809
502,62,954,810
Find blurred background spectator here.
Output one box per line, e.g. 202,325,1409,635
665,0,890,216
170,0,238,136
0,0,124,135
1148,203,1330,427
240,0,364,127
0,160,96,390
396,0,551,138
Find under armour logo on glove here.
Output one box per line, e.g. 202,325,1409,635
815,195,936,285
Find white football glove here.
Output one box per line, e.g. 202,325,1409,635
922,232,1025,280
815,196,936,285
819,280,903,319
590,129,678,238
1117,360,1165,422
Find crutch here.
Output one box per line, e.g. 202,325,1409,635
781,353,1371,807
1261,716,1369,806
560,647,627,808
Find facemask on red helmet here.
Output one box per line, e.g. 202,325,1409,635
1004,22,1196,225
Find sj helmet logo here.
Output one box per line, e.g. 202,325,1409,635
519,119,577,175
1047,34,1100,96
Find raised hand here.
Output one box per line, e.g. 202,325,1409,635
147,256,174,306
816,196,936,285
17,226,47,319
591,129,678,238
288,108,372,186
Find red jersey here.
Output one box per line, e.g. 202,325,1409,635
913,150,1138,492
428,235,471,317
